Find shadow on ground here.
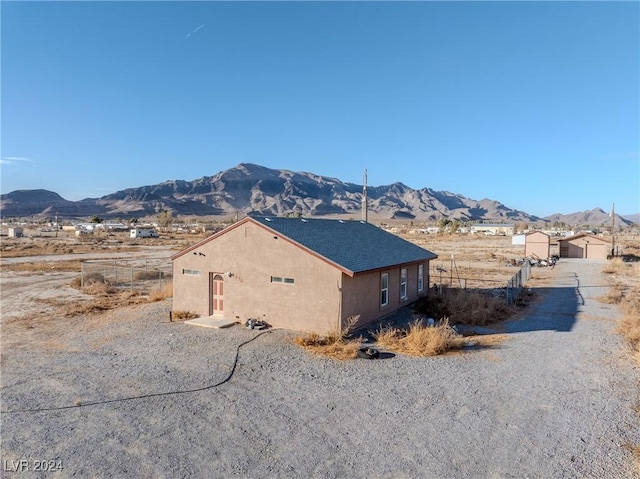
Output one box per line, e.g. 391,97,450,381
356,274,584,345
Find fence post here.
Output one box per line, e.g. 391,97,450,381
81,261,85,288
131,267,134,294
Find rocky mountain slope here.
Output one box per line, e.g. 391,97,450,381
543,208,635,228
0,189,105,218
1,164,634,225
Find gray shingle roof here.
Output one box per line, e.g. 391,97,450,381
253,216,437,275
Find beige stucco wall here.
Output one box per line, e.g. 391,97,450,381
172,221,343,334
341,262,429,330
525,232,550,259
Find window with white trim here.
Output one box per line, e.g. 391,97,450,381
182,269,201,275
271,276,295,284
381,273,389,306
400,268,408,300
418,263,424,292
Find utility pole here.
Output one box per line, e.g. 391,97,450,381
361,168,368,223
610,203,615,257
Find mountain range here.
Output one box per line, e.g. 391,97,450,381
0,163,636,226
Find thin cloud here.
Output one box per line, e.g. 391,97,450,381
602,151,640,161
185,24,205,39
1,156,32,165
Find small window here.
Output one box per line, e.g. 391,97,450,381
271,276,295,284
400,268,408,300
271,276,283,283
284,278,295,284
182,269,201,275
418,264,424,292
381,273,389,306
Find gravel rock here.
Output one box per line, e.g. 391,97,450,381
1,259,638,478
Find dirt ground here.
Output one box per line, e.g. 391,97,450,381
1,236,639,478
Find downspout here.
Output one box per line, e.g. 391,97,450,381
337,274,343,334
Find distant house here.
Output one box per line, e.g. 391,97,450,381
525,231,550,259
171,216,438,335
101,222,128,232
8,227,23,238
470,224,514,236
558,233,610,259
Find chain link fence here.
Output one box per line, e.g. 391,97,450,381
505,261,532,304
80,259,172,295
430,261,533,304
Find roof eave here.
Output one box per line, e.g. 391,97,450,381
170,216,253,260
351,254,438,277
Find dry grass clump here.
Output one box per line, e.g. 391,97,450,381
64,291,144,317
36,289,144,318
294,317,363,360
599,284,624,304
171,310,199,321
600,261,640,366
374,318,464,357
294,333,363,360
149,282,173,301
602,257,628,275
70,272,108,289
414,289,515,326
2,260,81,273
617,287,640,364
1,239,87,258
81,281,117,296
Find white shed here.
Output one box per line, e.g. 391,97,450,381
8,227,23,238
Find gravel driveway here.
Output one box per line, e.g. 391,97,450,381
1,258,638,478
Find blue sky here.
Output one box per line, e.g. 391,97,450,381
2,1,639,217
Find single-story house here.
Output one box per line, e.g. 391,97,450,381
558,233,610,259
470,224,514,236
171,216,438,335
525,231,550,259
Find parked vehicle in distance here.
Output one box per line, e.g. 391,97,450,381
130,227,159,238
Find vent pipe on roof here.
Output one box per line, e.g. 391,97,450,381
361,168,368,223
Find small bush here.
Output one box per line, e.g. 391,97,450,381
374,318,463,357
134,270,162,281
413,289,515,326
84,272,107,284
82,282,117,296
70,272,114,293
